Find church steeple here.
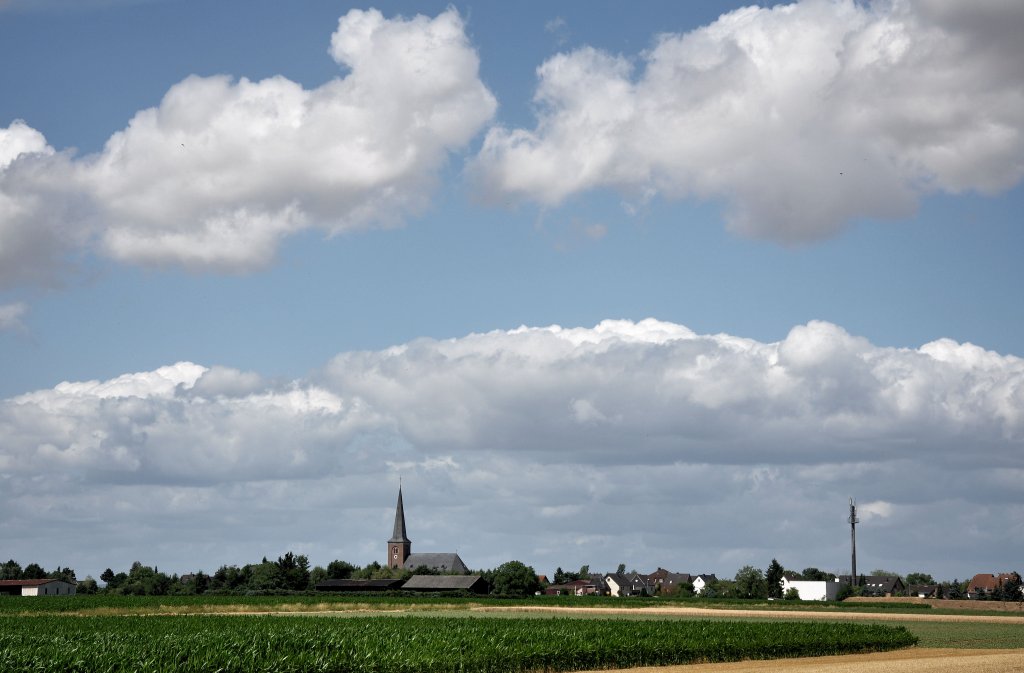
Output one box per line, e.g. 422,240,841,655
387,485,411,569
390,485,410,543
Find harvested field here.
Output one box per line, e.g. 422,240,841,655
581,648,1024,673
844,596,1024,613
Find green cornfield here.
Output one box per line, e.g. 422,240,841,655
0,614,916,672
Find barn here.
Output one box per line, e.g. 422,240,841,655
0,579,77,596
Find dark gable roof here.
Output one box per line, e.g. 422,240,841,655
0,579,74,586
403,553,468,574
315,579,404,591
402,575,485,591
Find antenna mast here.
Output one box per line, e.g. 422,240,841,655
848,498,859,587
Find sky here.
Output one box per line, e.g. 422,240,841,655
1,0,1022,584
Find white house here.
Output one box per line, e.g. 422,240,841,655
604,573,653,597
780,577,840,601
692,574,717,595
0,579,77,596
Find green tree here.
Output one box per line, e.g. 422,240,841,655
490,560,542,597
48,566,76,583
800,567,830,581
997,574,1022,603
905,572,935,586
784,586,800,600
616,563,626,575
309,566,328,588
183,571,209,594
76,576,99,594
22,563,46,579
765,559,784,599
734,565,768,599
700,579,735,599
100,568,115,585
247,560,284,590
0,560,22,580
276,552,310,591
326,560,356,580
870,569,903,579
107,572,128,591
662,580,694,598
353,561,382,580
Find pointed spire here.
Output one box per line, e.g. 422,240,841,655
389,484,410,543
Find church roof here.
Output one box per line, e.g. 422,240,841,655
403,553,468,574
389,486,410,544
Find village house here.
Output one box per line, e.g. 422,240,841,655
839,575,905,597
544,578,601,596
691,573,717,595
909,584,942,599
604,572,653,597
966,572,1022,599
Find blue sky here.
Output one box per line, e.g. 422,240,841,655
1,0,1022,583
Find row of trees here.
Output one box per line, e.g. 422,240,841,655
4,554,543,598
1,559,83,586
93,553,420,596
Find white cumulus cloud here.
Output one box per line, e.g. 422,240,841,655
2,318,1022,579
471,0,1024,243
0,8,496,287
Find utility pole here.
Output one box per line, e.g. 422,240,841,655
848,498,859,587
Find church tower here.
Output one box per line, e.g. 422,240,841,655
387,485,411,569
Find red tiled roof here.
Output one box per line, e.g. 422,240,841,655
967,572,1020,593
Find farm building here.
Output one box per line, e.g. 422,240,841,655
402,575,487,593
780,576,841,601
0,579,77,596
315,579,405,592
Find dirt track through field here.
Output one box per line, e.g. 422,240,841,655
580,649,1024,673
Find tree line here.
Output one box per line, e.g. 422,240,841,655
2,555,543,598
0,560,84,588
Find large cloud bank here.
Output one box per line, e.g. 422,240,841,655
472,0,1024,242
0,8,495,286
2,319,1021,578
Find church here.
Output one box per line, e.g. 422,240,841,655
388,485,469,574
